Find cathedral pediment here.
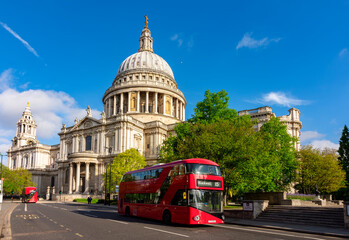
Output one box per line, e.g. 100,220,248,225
70,117,102,131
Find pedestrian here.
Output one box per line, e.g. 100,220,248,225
87,196,92,204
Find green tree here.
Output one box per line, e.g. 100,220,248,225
259,117,299,190
104,148,146,192
160,117,298,197
297,146,346,194
339,125,349,181
2,166,35,195
190,90,238,124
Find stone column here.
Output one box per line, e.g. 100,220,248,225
108,98,112,117
69,163,73,194
155,92,158,114
95,163,99,193
120,93,124,113
179,102,182,120
85,163,90,194
183,103,185,120
145,91,149,113
113,95,116,116
163,94,166,115
127,92,131,113
81,135,85,152
137,91,140,112
170,96,173,116
75,162,81,193
118,127,122,152
176,99,179,118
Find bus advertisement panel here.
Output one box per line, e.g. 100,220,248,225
118,158,224,225
22,187,37,203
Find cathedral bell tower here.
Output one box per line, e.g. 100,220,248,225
12,102,38,148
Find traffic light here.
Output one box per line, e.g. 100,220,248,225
11,190,14,195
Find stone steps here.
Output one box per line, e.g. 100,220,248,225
257,205,344,228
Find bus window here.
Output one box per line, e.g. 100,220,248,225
171,189,188,206
179,164,186,175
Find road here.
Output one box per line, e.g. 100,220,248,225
9,202,342,240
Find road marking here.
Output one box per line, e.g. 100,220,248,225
66,228,71,231
61,208,68,210
214,225,327,240
109,219,129,225
60,225,65,228
13,230,67,237
144,227,189,238
75,233,83,237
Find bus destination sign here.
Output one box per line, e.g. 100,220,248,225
197,179,222,188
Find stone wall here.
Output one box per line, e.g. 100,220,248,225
244,192,286,205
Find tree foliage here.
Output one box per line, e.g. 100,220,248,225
296,146,346,194
160,90,299,197
104,148,146,192
190,90,238,124
339,125,349,182
2,166,35,195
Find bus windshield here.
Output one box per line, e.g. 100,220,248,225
188,190,223,213
186,164,221,176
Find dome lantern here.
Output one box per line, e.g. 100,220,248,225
138,15,154,53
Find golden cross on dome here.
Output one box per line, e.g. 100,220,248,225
27,101,30,107
144,15,149,28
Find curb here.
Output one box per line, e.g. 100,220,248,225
1,203,18,240
224,220,349,239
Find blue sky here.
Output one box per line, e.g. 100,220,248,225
1,0,349,161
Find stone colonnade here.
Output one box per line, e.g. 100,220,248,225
65,162,105,194
105,91,185,120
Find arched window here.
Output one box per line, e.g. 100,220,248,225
85,136,92,151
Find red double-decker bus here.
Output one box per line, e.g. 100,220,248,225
22,187,37,203
118,158,224,225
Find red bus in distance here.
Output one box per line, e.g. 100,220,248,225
118,158,224,225
22,187,37,203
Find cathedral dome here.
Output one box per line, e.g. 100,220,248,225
117,51,174,79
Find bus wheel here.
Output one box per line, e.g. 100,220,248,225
125,207,130,217
162,210,171,225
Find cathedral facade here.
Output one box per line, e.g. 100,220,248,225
7,20,186,199
7,19,302,200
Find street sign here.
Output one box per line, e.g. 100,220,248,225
115,185,119,193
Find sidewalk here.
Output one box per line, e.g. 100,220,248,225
0,201,19,240
224,217,349,238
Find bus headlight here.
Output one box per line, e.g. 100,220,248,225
193,215,200,221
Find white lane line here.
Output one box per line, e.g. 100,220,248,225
144,227,189,238
214,225,327,240
75,233,83,237
109,219,129,225
60,208,68,210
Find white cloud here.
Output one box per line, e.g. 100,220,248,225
0,22,39,57
310,140,339,150
171,33,183,47
300,131,324,142
339,48,348,57
0,69,14,91
0,69,100,143
170,33,194,49
236,32,281,50
260,92,307,107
